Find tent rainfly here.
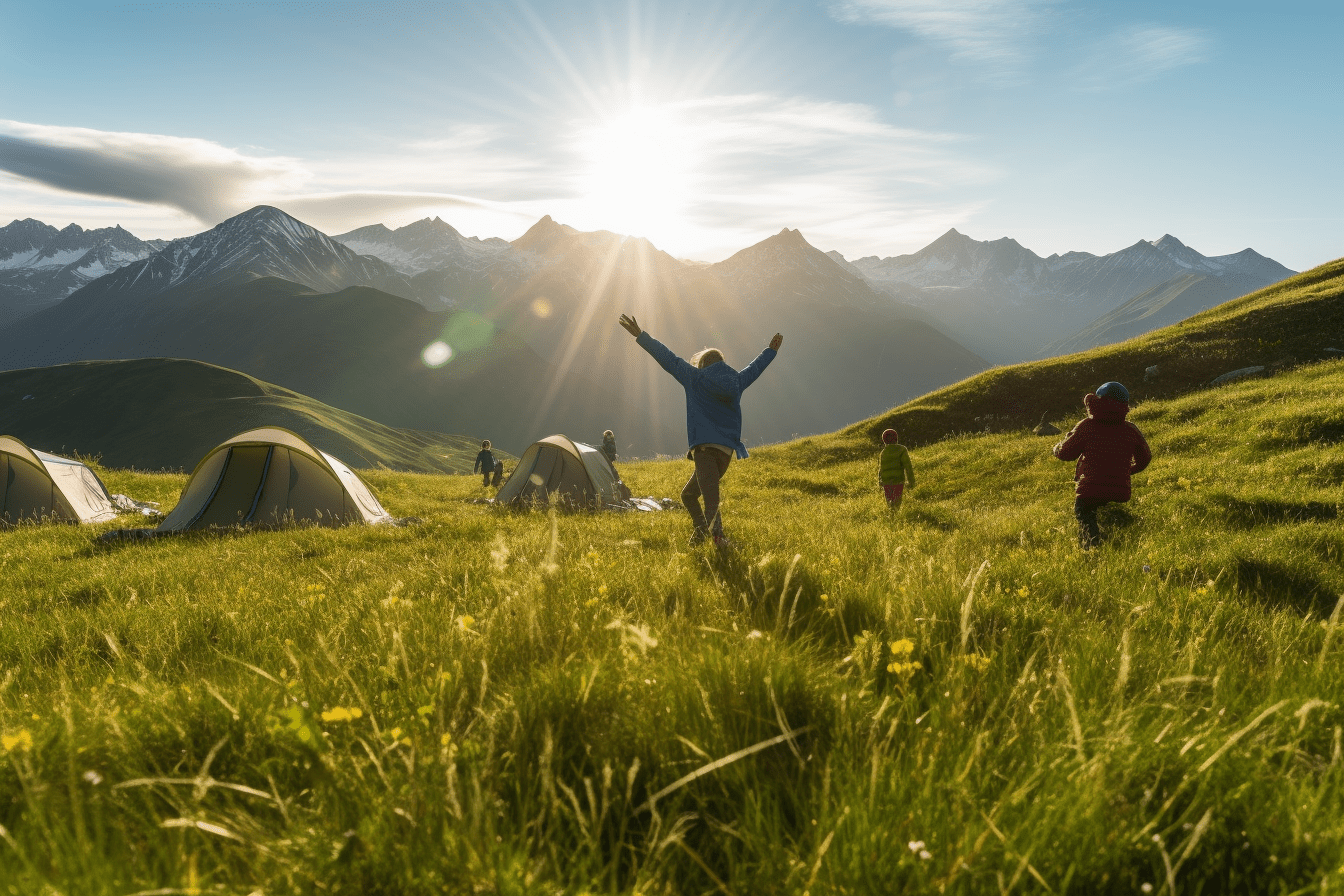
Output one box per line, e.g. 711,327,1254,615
157,427,392,532
495,435,630,508
0,435,118,524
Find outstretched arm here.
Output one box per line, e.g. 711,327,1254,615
739,332,783,390
620,313,696,386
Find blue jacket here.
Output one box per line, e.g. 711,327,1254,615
637,332,776,459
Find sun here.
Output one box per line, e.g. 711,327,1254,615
573,103,698,246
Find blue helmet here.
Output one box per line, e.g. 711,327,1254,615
1096,381,1129,402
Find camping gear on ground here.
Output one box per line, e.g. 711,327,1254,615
0,435,119,524
491,459,505,487
157,427,392,531
495,435,633,508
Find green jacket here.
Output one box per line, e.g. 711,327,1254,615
879,444,916,486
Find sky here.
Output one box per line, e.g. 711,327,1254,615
0,0,1339,271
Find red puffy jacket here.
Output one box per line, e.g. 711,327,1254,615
1053,393,1152,501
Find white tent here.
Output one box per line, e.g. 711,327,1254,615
0,435,118,524
158,427,392,531
495,435,630,508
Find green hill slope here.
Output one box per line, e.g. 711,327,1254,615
0,357,503,472
845,257,1344,451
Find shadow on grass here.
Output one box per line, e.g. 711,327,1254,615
1229,555,1337,617
695,550,878,647
1210,494,1339,528
759,475,841,496
900,505,958,531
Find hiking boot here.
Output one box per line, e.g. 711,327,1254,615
688,528,708,546
712,533,734,550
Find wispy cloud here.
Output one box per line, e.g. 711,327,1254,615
0,120,305,222
665,94,991,256
1073,25,1210,90
830,0,1055,79
0,97,993,259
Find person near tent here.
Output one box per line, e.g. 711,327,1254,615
618,313,782,547
1052,381,1152,548
878,428,916,510
474,440,496,488
601,430,618,464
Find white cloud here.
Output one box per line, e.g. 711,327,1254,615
1074,25,1210,90
0,120,305,222
632,94,993,258
0,97,996,259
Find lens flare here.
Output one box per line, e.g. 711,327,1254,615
531,297,552,319
441,312,495,352
421,340,453,368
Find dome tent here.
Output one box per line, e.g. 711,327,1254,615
495,435,630,508
0,435,119,524
157,427,392,532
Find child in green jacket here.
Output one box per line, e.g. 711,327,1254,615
879,429,916,509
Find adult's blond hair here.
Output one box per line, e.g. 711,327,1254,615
691,348,725,369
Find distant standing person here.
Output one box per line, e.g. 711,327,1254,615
878,429,916,510
474,440,496,488
602,430,618,464
1052,382,1152,548
619,313,781,547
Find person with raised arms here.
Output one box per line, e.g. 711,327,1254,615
619,313,782,548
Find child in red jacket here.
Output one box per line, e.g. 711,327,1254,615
1053,382,1152,548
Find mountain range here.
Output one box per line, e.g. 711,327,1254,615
0,206,1299,458
831,229,1295,362
0,219,166,327
0,207,984,455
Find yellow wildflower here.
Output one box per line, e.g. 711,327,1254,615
960,654,991,672
320,706,363,723
1016,586,1029,598
457,615,475,631
887,660,923,679
2,729,34,753
889,638,915,657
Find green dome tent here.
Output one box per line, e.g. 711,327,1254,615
0,435,118,524
157,427,392,531
495,435,630,508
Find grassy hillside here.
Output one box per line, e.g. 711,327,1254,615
0,358,503,473
1,357,1341,893
853,257,1344,451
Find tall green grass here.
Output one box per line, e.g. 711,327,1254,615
2,362,1342,893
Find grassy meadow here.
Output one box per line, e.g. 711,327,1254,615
2,360,1344,894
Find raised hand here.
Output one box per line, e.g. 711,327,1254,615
619,314,642,338
769,333,783,351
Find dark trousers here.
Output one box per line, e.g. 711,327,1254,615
1074,496,1113,547
682,447,732,535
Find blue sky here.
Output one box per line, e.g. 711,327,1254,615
0,0,1339,270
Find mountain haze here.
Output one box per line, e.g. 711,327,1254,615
837,229,1295,362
